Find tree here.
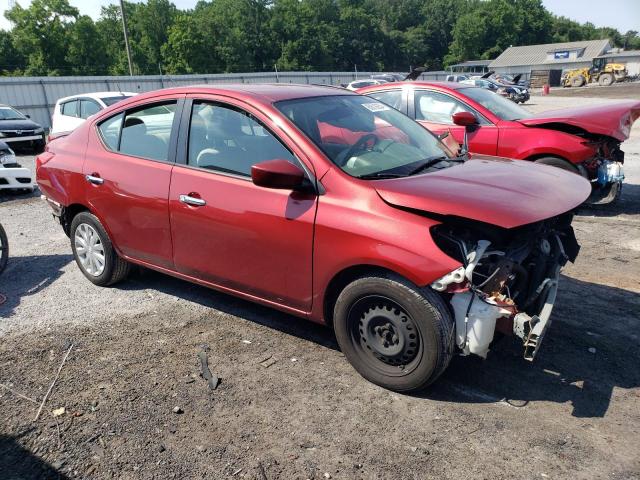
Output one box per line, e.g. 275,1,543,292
65,16,108,75
0,30,26,75
4,0,79,75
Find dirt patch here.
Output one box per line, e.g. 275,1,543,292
546,81,640,99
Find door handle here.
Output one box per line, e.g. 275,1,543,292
179,194,206,207
86,174,104,185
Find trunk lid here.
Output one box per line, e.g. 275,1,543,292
517,100,640,141
373,156,591,229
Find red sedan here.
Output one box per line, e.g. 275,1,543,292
358,81,640,204
37,85,589,391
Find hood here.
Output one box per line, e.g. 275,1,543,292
373,156,591,229
0,118,42,131
517,100,640,142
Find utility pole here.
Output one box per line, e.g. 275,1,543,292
119,0,134,76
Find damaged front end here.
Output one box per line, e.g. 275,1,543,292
430,214,580,361
581,137,625,204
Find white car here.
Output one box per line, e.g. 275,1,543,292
346,79,387,91
51,91,136,136
0,141,35,192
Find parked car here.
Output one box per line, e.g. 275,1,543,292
37,84,590,392
346,79,387,91
370,73,406,83
0,140,35,192
0,104,46,153
445,74,469,82
358,81,639,203
51,91,136,137
0,220,7,274
461,78,530,103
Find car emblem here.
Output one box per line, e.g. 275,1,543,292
16,130,22,135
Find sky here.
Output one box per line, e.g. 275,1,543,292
0,0,639,34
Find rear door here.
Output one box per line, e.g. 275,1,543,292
169,97,317,311
410,89,499,155
83,95,183,269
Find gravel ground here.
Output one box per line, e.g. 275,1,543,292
544,81,640,99
0,95,639,479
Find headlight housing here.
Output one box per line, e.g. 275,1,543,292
34,127,44,134
0,147,17,165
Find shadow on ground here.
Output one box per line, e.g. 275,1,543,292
0,188,39,205
0,431,69,480
122,268,639,419
0,254,73,318
579,183,640,217
122,267,340,352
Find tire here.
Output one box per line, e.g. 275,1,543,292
534,156,579,174
333,274,455,392
598,73,614,86
70,211,130,286
0,223,8,275
570,75,585,87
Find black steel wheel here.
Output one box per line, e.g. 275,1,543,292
333,274,454,392
0,222,8,274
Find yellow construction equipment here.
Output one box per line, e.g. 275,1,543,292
562,58,627,87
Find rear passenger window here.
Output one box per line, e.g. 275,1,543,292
80,100,101,119
367,90,403,111
61,100,78,117
97,101,177,162
98,113,123,151
187,102,297,177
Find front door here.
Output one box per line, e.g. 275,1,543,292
83,97,181,269
169,99,317,311
411,89,499,156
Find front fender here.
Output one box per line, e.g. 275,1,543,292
497,124,597,165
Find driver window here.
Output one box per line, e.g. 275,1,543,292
414,90,470,124
187,101,298,177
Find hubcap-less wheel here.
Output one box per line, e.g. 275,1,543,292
74,223,105,276
349,295,422,376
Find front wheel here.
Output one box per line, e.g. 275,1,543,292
333,275,454,392
70,212,130,286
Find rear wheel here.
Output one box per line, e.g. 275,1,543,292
333,274,454,392
598,73,614,86
70,212,130,286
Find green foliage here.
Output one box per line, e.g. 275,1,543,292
0,0,638,77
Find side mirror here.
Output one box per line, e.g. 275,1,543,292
251,159,306,190
25,114,31,119
452,111,478,127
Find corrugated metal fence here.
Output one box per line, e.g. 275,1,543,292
0,71,450,128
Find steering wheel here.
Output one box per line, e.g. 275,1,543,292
337,134,379,166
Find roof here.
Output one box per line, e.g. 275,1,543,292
133,83,355,104
56,91,137,104
450,60,492,67
596,50,640,59
489,39,611,68
356,81,467,94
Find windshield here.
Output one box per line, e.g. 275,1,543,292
460,87,532,121
275,95,452,178
0,106,27,121
102,96,133,107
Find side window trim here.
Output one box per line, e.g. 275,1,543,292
95,97,185,164
411,89,492,126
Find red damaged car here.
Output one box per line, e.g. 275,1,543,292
358,81,640,204
37,85,590,392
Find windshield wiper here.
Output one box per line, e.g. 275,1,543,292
406,156,451,176
357,172,407,180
